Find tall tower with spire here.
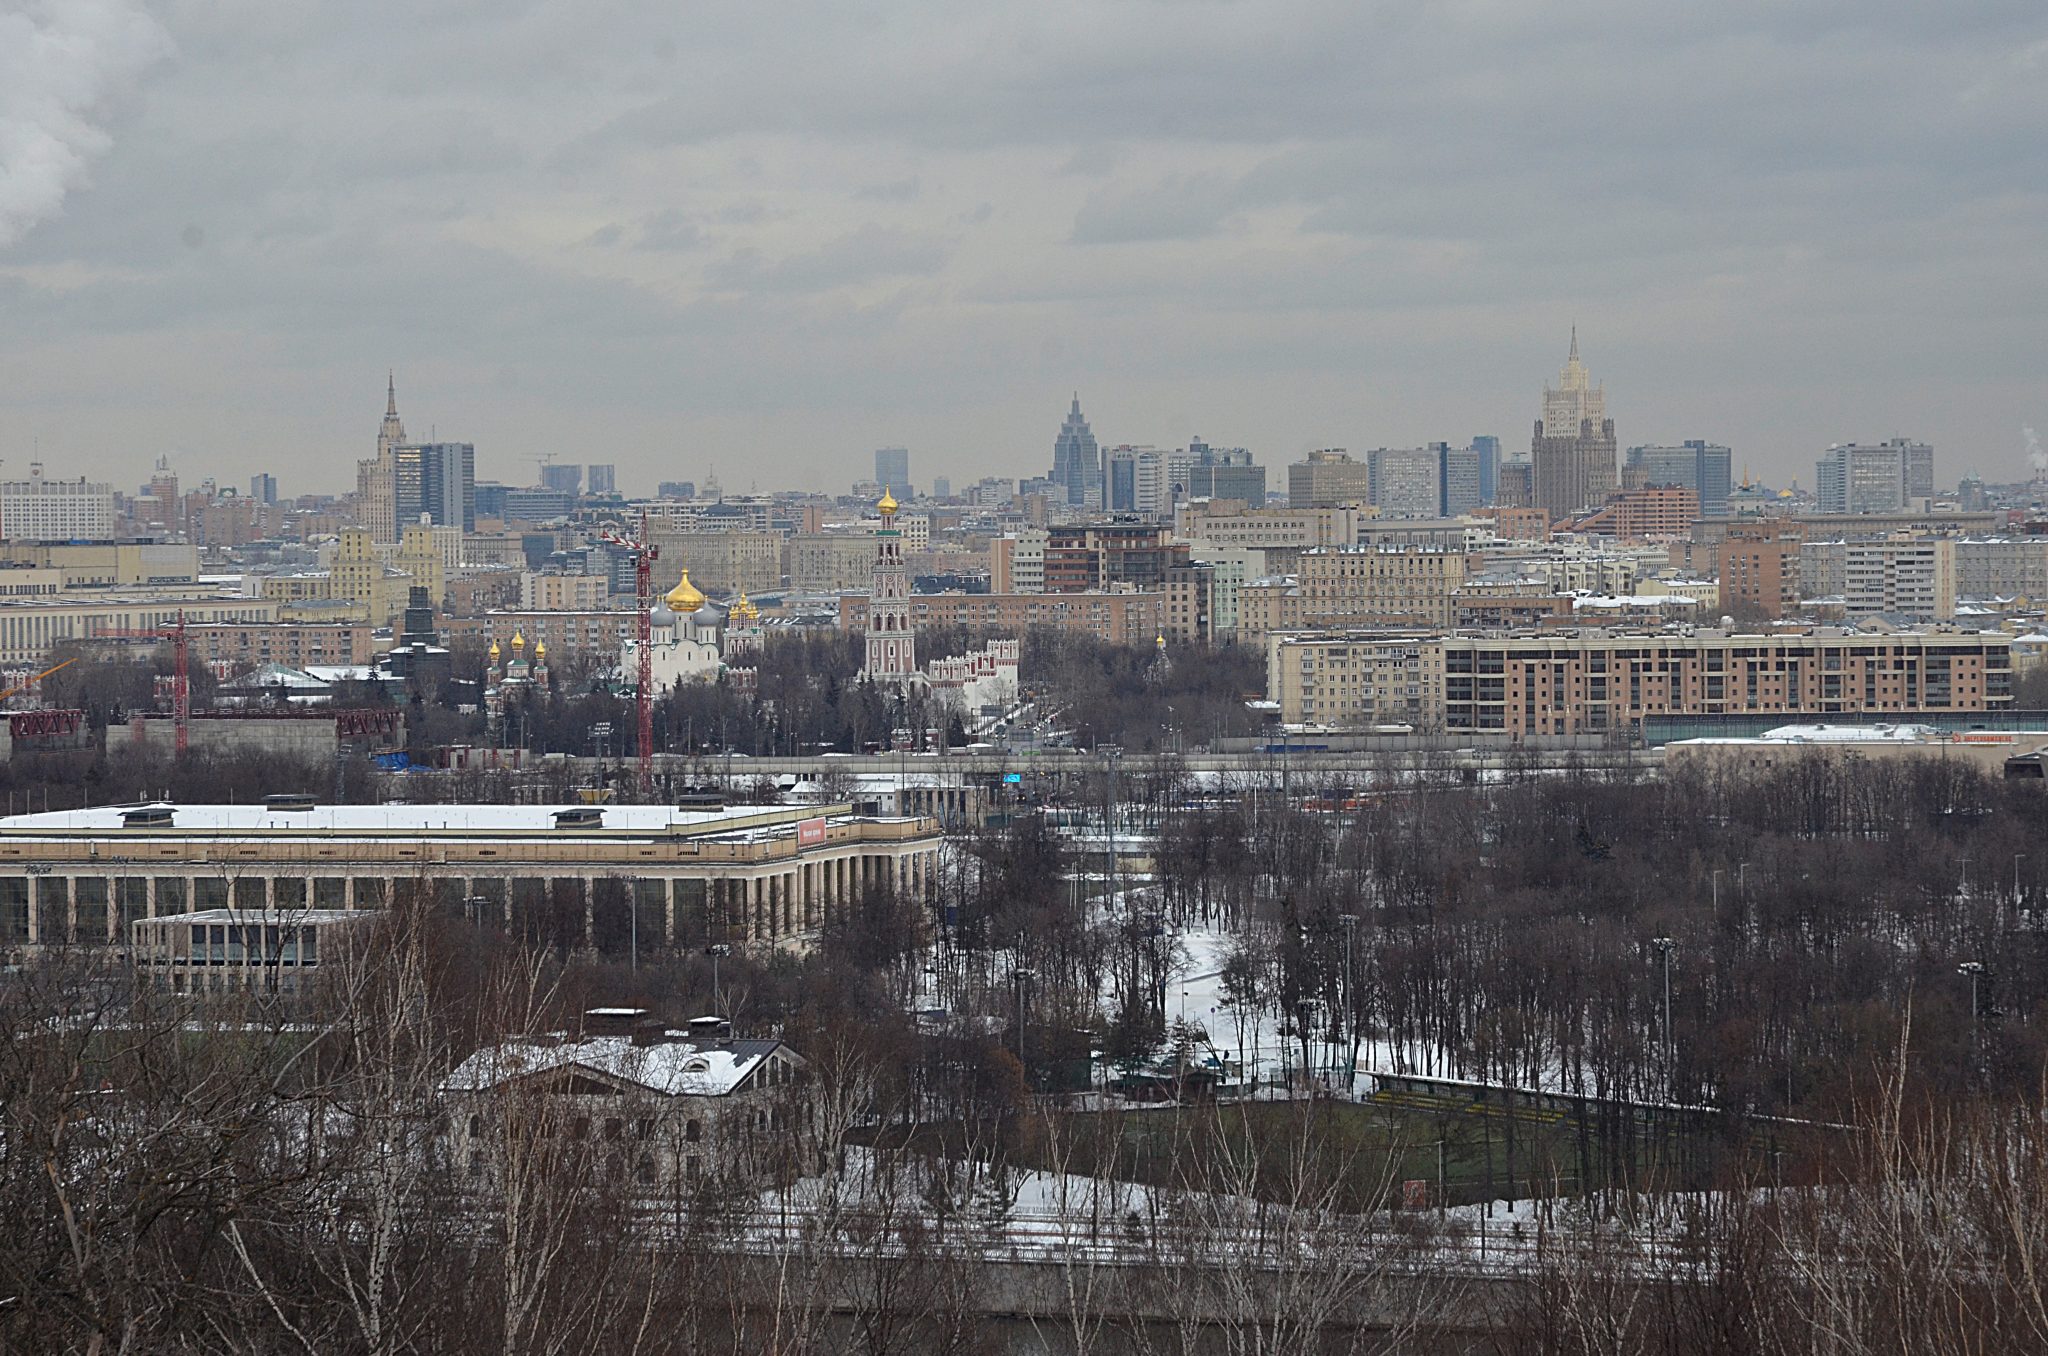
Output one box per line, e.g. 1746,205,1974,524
1531,329,1616,521
1051,394,1102,508
357,372,403,543
863,487,918,686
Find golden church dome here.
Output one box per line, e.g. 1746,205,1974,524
510,631,526,651
876,485,899,515
488,639,501,660
664,568,705,613
732,591,760,622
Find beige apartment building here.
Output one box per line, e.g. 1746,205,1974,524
521,572,611,611
186,622,377,670
1174,501,1364,551
0,596,282,666
1236,578,1304,646
0,542,201,587
1296,546,1470,629
650,530,782,596
1287,450,1374,507
837,590,1167,646
444,610,638,662
1267,633,1446,728
788,533,885,592
1442,631,2012,737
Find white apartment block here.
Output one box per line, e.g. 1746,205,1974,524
1802,536,1957,620
0,465,115,542
990,529,1047,593
1366,447,1441,518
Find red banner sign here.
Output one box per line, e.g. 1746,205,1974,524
797,817,827,848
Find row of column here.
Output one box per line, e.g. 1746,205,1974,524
1,847,940,949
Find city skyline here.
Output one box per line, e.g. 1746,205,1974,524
2,4,2044,492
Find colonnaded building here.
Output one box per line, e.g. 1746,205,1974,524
0,800,943,964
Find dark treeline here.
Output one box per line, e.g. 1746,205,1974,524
39,628,1266,763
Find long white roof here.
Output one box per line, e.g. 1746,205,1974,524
0,802,823,839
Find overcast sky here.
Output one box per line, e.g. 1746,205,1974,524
2,0,2045,498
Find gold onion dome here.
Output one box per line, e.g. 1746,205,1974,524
664,568,705,613
510,631,526,651
488,639,501,660
876,485,899,515
534,640,547,660
732,591,759,622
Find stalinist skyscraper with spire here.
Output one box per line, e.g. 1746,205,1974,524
356,374,403,542
1531,330,1616,522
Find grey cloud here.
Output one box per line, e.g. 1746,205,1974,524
1070,175,1239,245
855,176,921,203
2,0,2046,492
705,224,947,294
634,209,701,251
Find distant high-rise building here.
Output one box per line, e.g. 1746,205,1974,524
1496,458,1534,510
1815,439,1930,514
1625,441,1733,517
394,442,477,532
1366,447,1442,518
356,374,404,542
874,447,911,498
1180,439,1266,503
1531,331,1616,521
932,476,951,500
1472,436,1501,505
147,457,181,532
1050,396,1101,507
249,473,278,506
1289,449,1373,507
586,463,617,495
540,463,582,496
1106,446,1170,515
501,488,573,521
657,481,697,500
0,463,114,541
1434,442,1483,517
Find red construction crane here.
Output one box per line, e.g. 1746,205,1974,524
86,610,189,754
599,514,658,795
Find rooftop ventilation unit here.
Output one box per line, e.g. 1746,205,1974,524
263,794,318,812
121,806,175,828
552,807,605,829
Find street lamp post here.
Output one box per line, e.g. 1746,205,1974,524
1339,913,1359,1097
708,943,732,1015
1958,961,1985,1041
1651,937,1676,1094
1014,966,1036,1087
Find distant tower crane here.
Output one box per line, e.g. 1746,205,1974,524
599,513,658,794
86,611,189,754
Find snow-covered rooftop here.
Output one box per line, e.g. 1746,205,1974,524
0,802,834,840
442,1034,784,1098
